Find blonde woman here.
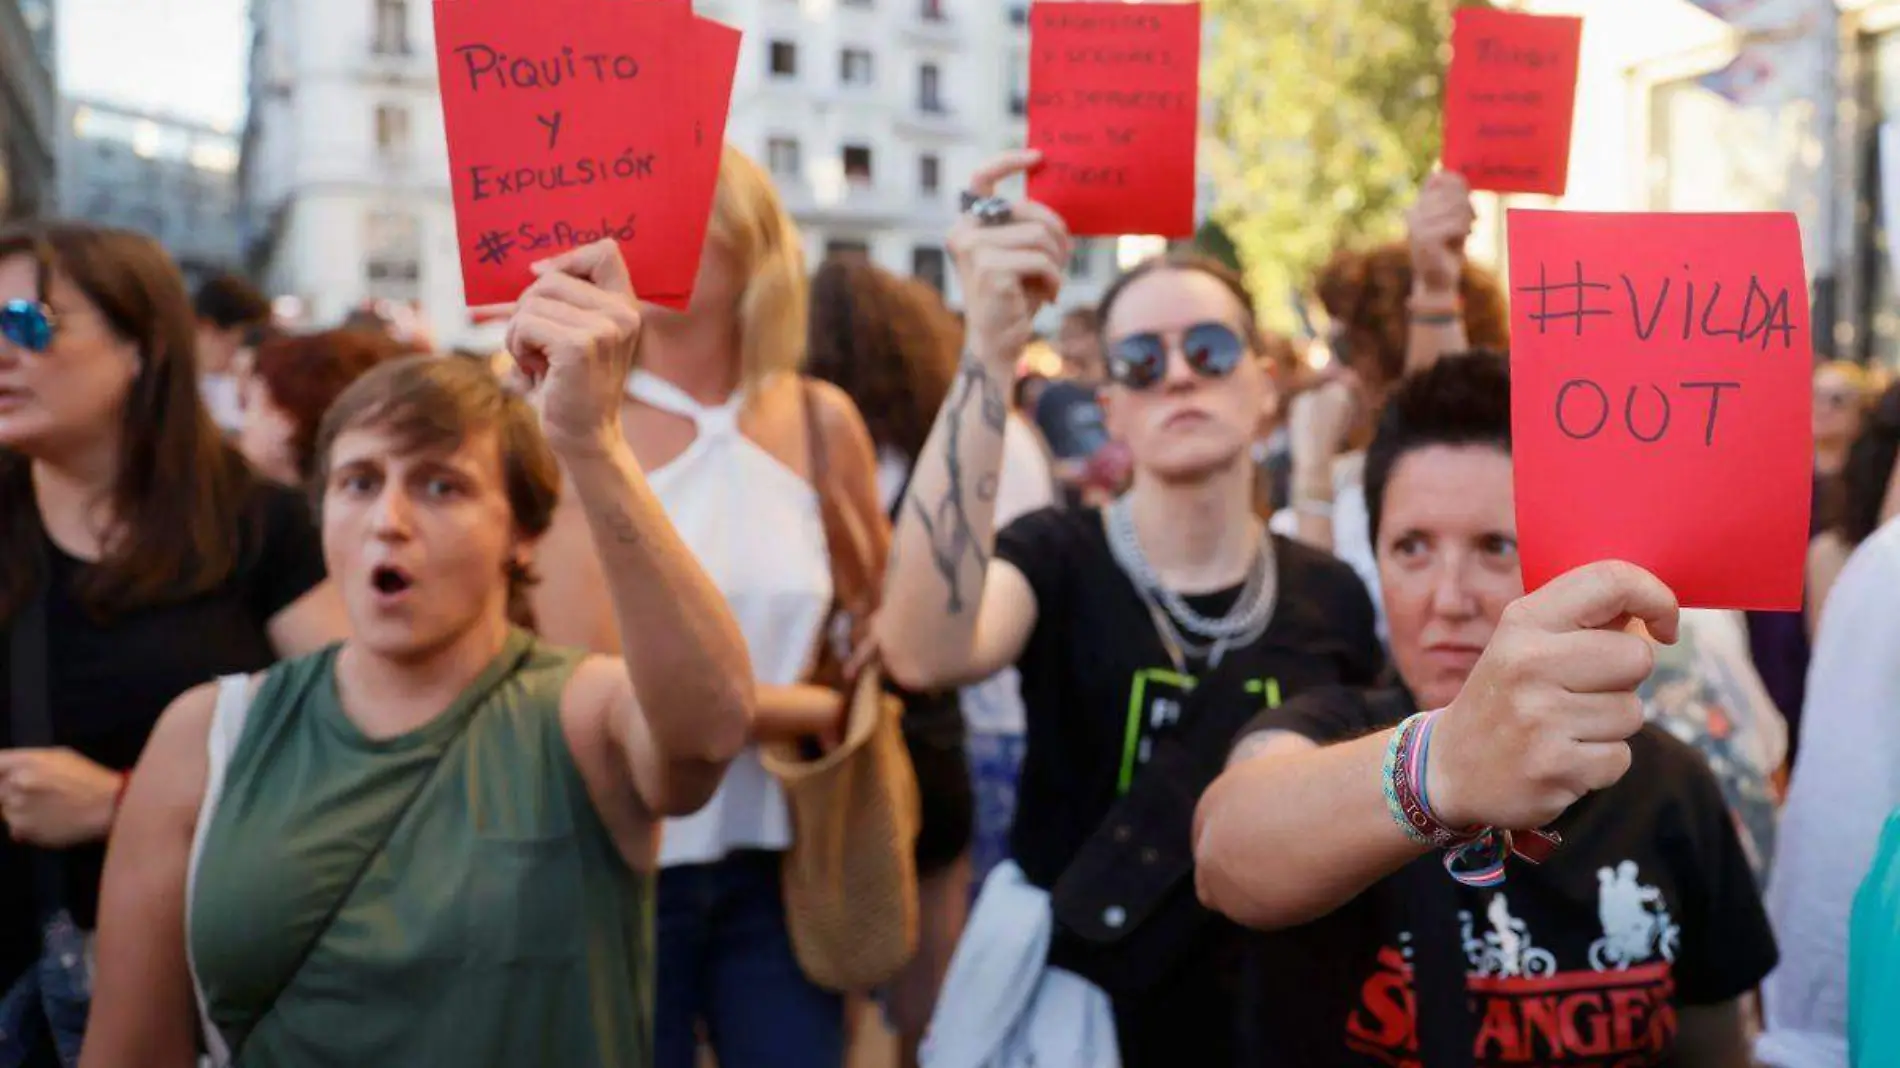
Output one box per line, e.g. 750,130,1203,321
532,147,881,1068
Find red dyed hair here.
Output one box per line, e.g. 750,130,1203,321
250,328,404,480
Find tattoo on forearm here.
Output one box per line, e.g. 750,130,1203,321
912,355,1007,615
600,506,645,548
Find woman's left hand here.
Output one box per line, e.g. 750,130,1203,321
0,748,123,847
505,238,646,451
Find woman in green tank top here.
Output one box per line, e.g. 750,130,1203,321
75,240,757,1068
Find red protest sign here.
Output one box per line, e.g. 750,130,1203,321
433,0,718,305
1026,1,1200,238
639,15,741,309
1507,210,1813,611
1442,9,1582,197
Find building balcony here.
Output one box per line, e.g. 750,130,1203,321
363,38,435,84
902,6,962,48
778,179,912,228
896,104,966,140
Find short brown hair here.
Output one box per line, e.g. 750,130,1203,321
0,221,257,623
312,355,561,627
252,328,404,482
1096,251,1262,342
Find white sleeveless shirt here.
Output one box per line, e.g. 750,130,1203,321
626,369,834,868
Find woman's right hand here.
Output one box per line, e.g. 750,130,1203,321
948,150,1072,374
1426,561,1679,833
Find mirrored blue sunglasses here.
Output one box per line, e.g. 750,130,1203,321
1,299,56,353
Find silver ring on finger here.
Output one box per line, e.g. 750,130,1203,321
965,196,1015,228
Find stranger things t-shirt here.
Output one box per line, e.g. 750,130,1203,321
1238,687,1779,1068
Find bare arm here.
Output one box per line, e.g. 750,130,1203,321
1198,563,1678,932
879,153,1065,692
1803,534,1848,641
1404,171,1476,376
1673,1001,1753,1068
879,354,1038,691
556,435,753,816
1194,730,1427,929
510,240,754,819
265,580,350,658
80,686,217,1068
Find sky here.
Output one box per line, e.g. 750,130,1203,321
56,0,250,131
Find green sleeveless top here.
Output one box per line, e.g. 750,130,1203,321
189,628,653,1067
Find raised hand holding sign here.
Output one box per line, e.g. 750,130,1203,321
507,240,644,451
1507,210,1813,611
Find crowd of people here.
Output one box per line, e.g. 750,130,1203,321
0,141,1896,1068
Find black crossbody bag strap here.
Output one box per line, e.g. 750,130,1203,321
223,641,534,1064
9,536,67,922
1047,643,1264,993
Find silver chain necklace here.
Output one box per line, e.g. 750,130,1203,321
1104,496,1276,642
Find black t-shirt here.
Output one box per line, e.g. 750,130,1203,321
1032,380,1110,461
0,478,327,980
1240,686,1780,1068
995,506,1384,891
993,506,1382,1065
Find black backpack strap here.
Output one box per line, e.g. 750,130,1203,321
9,535,67,920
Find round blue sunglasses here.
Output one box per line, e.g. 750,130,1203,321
1,299,56,353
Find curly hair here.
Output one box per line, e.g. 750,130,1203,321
1314,242,1510,390
804,259,960,464
251,328,406,481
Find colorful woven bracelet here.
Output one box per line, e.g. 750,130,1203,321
1392,709,1485,851
1382,714,1435,848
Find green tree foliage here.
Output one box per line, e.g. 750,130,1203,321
1183,218,1245,274
1200,0,1490,332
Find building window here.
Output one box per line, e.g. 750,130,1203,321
364,209,422,297
922,0,946,20
373,0,410,55
375,103,410,156
769,40,798,78
919,153,941,195
841,48,874,87
1008,3,1028,27
1008,51,1028,117
1069,239,1095,279
919,64,943,113
913,246,947,293
842,145,874,185
767,136,801,179
825,240,872,262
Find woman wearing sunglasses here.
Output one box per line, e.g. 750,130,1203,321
878,152,1384,1065
0,223,348,1068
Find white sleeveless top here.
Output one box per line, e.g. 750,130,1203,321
627,369,833,867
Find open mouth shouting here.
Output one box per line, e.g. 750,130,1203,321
368,563,416,607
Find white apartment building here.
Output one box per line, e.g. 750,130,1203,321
239,0,1120,347
240,0,463,343
698,0,1117,318
59,98,246,289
